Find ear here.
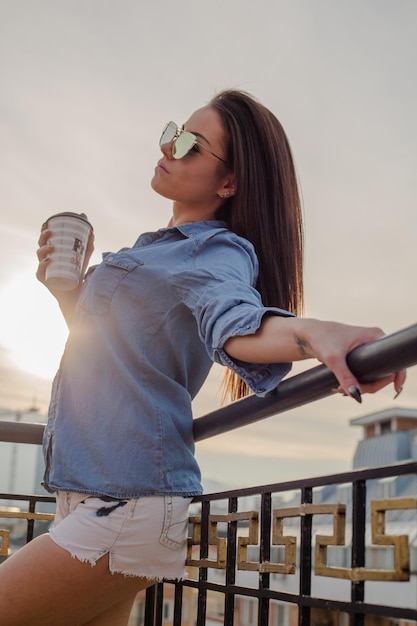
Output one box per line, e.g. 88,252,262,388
217,175,237,200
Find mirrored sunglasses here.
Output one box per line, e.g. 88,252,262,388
159,121,226,164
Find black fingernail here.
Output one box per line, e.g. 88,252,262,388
348,385,362,403
394,386,403,400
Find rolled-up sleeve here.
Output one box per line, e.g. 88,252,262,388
174,232,294,397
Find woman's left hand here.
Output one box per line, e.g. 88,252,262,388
224,316,406,402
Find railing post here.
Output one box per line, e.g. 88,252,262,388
224,496,238,625
26,497,37,543
350,479,366,626
258,492,271,626
172,582,184,626
154,583,164,626
144,584,157,626
299,486,313,626
196,499,209,626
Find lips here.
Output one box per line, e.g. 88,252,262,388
157,160,169,173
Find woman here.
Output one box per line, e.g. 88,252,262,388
0,90,405,625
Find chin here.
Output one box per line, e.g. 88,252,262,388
150,175,162,194
151,177,173,201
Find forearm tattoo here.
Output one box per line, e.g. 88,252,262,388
294,334,308,356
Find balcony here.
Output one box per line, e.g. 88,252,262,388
1,323,417,625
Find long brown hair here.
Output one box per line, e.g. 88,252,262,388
210,90,304,401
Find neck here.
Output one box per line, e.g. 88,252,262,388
169,201,219,227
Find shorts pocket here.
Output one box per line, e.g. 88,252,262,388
159,496,191,551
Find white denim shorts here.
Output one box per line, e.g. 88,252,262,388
49,491,192,580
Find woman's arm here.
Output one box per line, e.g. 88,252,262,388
36,222,95,327
224,315,406,400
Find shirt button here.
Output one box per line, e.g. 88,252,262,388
246,325,251,330
257,387,265,394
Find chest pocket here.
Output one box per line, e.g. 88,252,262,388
80,253,143,315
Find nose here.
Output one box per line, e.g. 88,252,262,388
160,140,174,160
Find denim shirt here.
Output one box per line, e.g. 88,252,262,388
42,221,293,498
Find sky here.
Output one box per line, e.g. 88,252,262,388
0,0,416,490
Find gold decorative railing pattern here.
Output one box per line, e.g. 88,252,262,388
0,510,55,556
186,497,417,582
0,530,9,557
2,496,415,583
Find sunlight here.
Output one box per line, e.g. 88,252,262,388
0,268,69,380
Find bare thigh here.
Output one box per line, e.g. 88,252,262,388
82,597,137,626
0,534,155,626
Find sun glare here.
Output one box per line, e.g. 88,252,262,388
0,269,69,380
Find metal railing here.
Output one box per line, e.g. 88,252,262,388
1,322,417,625
2,323,416,445
149,461,417,626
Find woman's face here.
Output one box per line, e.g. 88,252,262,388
151,106,235,224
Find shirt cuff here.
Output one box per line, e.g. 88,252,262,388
214,307,294,397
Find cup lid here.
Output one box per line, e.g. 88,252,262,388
47,212,93,229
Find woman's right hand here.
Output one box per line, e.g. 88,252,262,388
36,222,54,286
36,222,95,326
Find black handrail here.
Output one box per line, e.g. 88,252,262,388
0,421,44,445
193,322,417,440
1,323,416,445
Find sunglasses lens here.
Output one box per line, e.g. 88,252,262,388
172,131,195,159
160,122,177,146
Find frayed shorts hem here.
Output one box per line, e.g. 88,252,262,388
49,532,187,582
49,490,191,580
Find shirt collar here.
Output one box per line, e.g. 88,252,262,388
134,220,228,248
162,220,228,238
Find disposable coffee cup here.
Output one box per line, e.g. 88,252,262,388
45,212,93,291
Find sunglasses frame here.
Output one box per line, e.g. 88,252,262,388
160,121,227,164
